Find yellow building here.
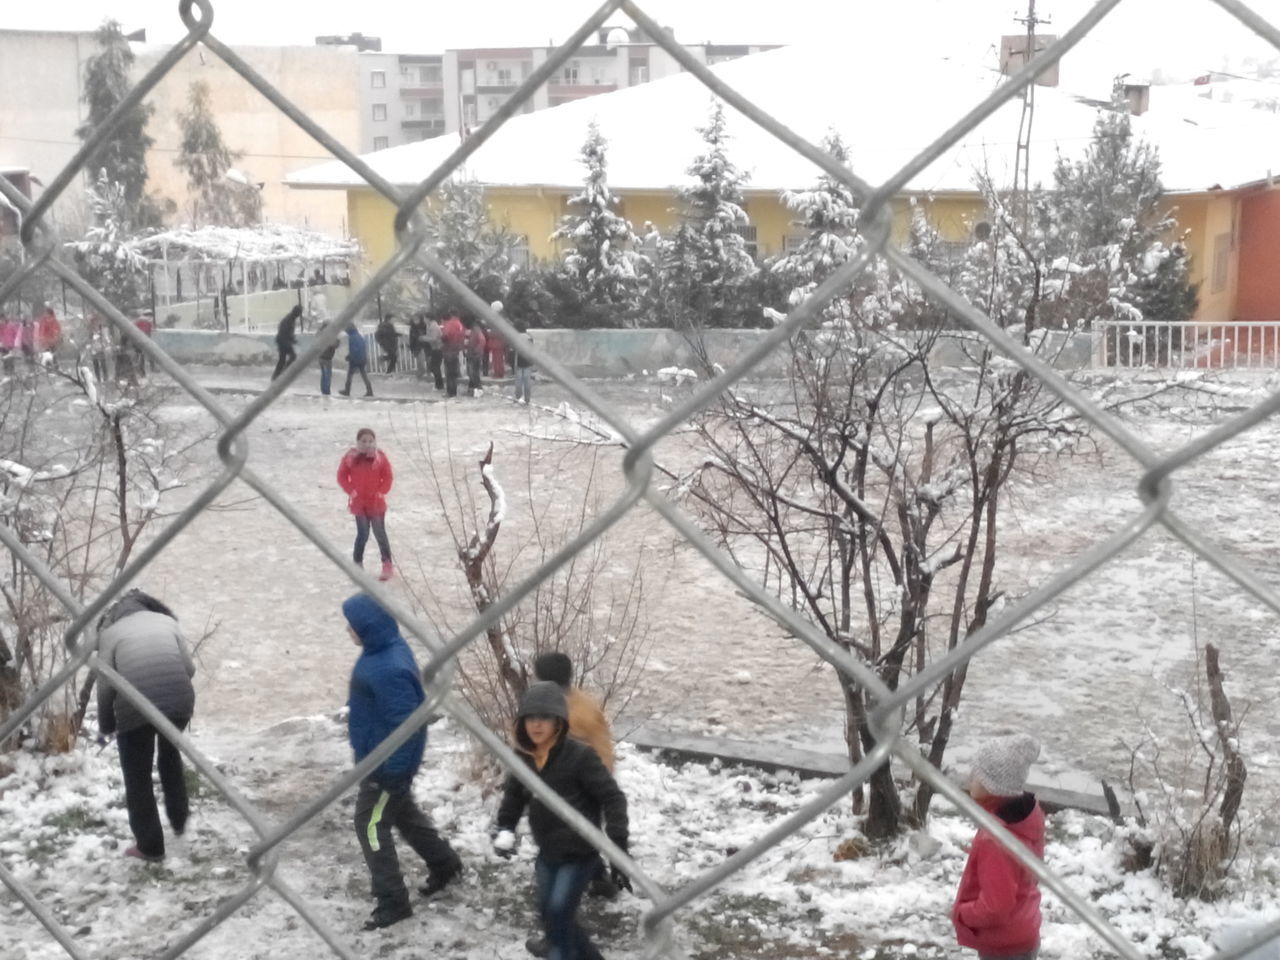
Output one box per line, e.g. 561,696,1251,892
290,44,1280,324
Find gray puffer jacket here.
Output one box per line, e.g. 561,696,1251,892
96,604,196,736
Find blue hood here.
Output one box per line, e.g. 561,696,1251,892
343,594,400,653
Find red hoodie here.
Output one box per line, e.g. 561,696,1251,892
336,448,393,516
952,793,1045,956
440,316,465,355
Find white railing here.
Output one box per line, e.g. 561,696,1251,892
1092,321,1280,370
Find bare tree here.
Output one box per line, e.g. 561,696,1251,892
0,361,212,749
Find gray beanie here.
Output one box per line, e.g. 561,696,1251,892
515,681,568,752
971,734,1040,797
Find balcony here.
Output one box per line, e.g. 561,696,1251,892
547,79,617,99
475,76,520,92
400,82,443,96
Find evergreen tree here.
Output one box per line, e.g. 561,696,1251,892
420,176,517,312
174,80,262,227
771,132,864,324
660,100,757,328
69,170,150,314
76,20,162,227
1044,89,1198,325
552,121,645,321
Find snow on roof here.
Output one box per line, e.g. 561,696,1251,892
287,44,1280,197
127,223,360,263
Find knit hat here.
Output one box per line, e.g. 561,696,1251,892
515,681,569,751
970,733,1040,797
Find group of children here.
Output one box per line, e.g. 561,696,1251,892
93,423,1050,958
284,305,536,404
0,306,62,371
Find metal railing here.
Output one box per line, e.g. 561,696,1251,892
4,1,1280,959
1093,320,1280,370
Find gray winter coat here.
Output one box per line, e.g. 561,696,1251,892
96,608,196,736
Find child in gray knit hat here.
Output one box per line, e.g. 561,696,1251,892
952,734,1046,960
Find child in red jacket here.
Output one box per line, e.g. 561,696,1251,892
337,428,395,580
952,734,1045,960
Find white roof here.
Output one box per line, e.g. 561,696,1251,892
127,224,360,263
288,44,1280,197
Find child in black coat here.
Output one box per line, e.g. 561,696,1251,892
495,681,629,960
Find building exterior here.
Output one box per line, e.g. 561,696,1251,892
343,27,778,153
289,43,1280,328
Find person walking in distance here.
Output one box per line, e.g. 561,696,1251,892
337,428,396,581
95,589,196,863
513,322,535,405
486,302,507,379
375,314,400,375
407,312,428,380
494,681,630,960
273,304,302,380
440,312,465,398
424,314,444,390
339,324,374,397
952,734,1045,960
344,593,463,930
465,317,486,397
319,330,338,396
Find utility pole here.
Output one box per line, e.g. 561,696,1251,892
1012,0,1050,232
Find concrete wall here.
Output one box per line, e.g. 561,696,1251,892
134,43,361,236
153,326,1093,376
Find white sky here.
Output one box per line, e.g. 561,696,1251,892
6,0,1280,95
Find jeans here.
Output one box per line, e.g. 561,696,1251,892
535,855,604,960
979,950,1039,960
343,361,373,396
117,717,190,858
353,513,391,564
427,348,444,389
515,367,532,403
354,781,460,911
319,361,332,395
466,355,482,395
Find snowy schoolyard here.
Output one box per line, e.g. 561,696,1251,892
6,363,1280,959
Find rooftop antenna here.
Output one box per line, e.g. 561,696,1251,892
1012,0,1050,231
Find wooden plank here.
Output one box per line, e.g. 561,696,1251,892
625,724,1117,818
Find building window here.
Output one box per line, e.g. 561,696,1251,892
372,136,389,151
630,63,649,85
782,232,808,254
370,70,386,88
734,224,759,260
510,234,531,268
1212,232,1230,294
403,101,416,117
372,103,387,122
562,64,579,84
497,67,513,85
421,65,442,85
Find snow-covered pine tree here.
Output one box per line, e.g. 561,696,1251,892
420,176,517,312
771,131,864,326
69,170,151,314
1043,88,1198,327
76,20,164,227
174,80,262,227
660,100,757,328
552,121,645,323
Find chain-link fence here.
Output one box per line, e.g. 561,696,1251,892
4,0,1280,957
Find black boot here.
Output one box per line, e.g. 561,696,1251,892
362,901,412,931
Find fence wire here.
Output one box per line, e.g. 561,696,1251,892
2,0,1280,957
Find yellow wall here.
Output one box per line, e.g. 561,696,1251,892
341,182,1225,325
1174,193,1238,324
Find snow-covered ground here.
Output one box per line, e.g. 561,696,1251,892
6,365,1280,958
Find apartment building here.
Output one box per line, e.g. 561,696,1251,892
339,26,778,153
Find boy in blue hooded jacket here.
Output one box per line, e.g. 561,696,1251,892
344,593,462,930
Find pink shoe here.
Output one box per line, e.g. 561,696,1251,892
379,561,394,582
124,845,164,863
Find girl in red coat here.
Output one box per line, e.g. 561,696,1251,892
952,734,1045,960
337,428,395,581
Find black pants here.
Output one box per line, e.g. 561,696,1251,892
443,354,461,397
343,362,373,396
427,349,444,389
272,344,296,380
380,346,398,374
466,355,482,395
354,780,460,910
117,717,190,858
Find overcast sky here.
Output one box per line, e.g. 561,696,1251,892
7,0,1280,94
